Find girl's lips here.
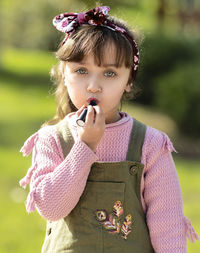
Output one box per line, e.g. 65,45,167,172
87,98,99,105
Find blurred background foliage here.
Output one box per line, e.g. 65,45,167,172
0,0,200,252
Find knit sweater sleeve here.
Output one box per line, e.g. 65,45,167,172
142,127,199,253
19,125,98,221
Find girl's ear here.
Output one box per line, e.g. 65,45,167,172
124,83,132,93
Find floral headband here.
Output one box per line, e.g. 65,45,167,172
53,6,139,81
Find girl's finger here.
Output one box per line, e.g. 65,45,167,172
93,105,105,125
85,105,94,125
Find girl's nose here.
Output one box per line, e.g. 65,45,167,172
87,78,102,93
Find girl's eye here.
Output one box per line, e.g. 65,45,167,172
75,68,87,74
104,71,116,77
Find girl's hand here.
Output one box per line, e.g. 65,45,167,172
76,105,105,152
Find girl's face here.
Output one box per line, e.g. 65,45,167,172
63,44,131,124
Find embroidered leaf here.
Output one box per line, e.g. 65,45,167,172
121,214,132,240
113,200,123,217
103,214,120,234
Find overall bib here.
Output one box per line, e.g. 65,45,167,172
42,118,154,253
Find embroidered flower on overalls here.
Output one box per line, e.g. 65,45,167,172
94,200,132,239
95,210,108,222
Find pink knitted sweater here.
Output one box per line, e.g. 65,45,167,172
20,112,199,252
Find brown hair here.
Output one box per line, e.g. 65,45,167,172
43,16,141,127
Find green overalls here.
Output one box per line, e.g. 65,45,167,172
42,118,155,253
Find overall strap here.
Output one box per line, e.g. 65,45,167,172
55,118,74,158
126,118,147,162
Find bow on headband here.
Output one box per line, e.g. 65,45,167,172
53,6,139,81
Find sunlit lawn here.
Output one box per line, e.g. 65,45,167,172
0,48,199,252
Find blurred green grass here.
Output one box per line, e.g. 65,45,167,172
0,48,199,252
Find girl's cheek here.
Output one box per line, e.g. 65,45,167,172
69,74,85,83
64,76,80,87
65,74,75,82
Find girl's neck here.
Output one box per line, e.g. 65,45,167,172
105,112,122,124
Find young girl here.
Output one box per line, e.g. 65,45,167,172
19,6,199,253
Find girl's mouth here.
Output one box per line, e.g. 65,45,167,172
87,98,99,105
